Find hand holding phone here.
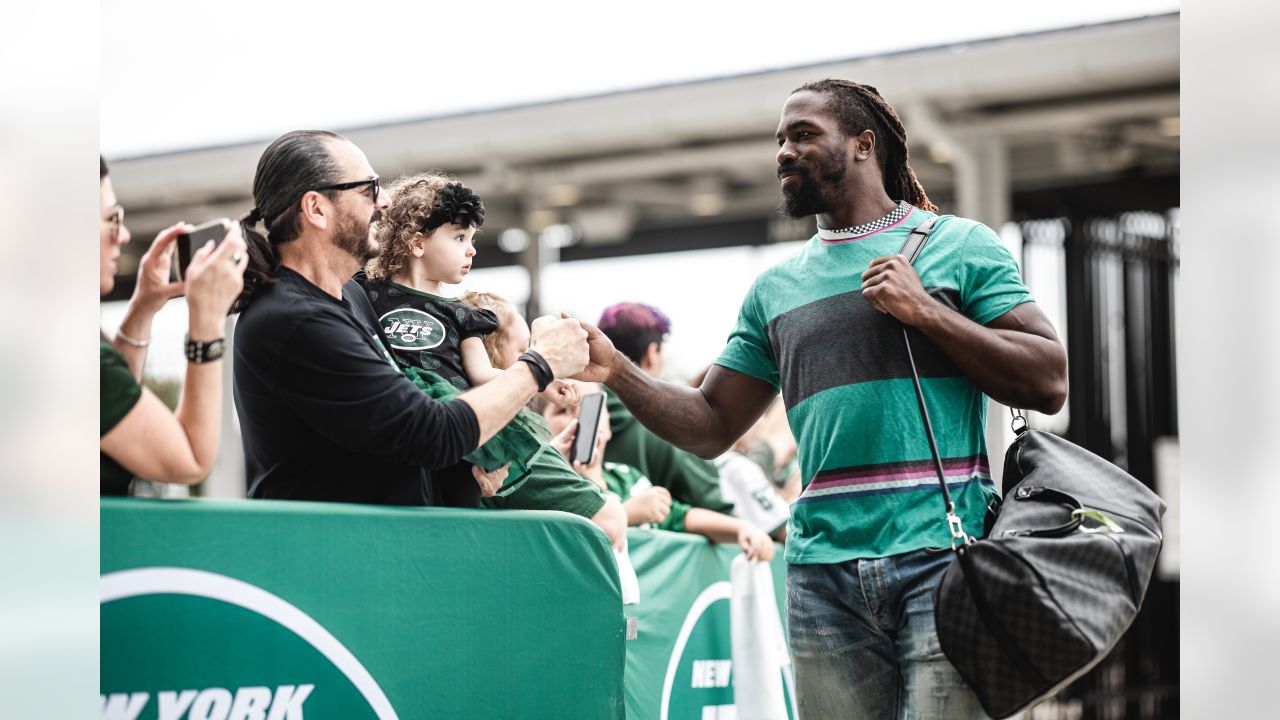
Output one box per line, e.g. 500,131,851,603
182,221,247,327
572,392,607,466
175,218,232,281
131,222,191,314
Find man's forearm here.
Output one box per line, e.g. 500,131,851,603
458,362,540,445
916,302,1067,413
605,352,732,458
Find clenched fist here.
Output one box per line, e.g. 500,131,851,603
860,254,936,327
529,315,589,378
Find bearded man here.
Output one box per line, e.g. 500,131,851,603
232,131,589,505
577,81,1068,717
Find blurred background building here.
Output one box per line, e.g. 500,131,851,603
104,12,1179,718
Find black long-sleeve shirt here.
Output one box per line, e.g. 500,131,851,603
233,268,480,505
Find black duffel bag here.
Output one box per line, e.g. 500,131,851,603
933,426,1165,718
897,218,1166,719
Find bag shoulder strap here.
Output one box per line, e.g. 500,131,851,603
896,215,972,548
898,215,940,261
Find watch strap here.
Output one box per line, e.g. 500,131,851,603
185,335,226,364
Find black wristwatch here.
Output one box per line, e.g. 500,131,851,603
185,335,226,364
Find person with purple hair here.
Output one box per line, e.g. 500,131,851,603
596,302,737,515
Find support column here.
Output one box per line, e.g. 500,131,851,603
963,136,1017,490
205,314,244,498
908,102,1015,486
520,229,543,320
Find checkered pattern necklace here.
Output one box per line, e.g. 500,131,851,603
817,200,914,241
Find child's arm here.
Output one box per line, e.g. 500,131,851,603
461,337,503,386
682,508,776,561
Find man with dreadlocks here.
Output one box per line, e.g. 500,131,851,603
576,80,1067,717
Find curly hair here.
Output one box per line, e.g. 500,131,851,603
459,290,520,368
364,172,486,281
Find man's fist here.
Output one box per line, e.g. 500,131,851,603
529,316,589,378
860,254,935,327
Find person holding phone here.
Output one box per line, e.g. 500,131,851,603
538,382,775,562
100,156,248,495
595,303,738,517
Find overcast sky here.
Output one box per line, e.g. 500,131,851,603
101,0,1179,158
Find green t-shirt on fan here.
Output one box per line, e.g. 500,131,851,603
715,207,1032,565
100,337,141,496
601,461,690,533
602,390,734,514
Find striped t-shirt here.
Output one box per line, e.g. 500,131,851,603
715,206,1032,564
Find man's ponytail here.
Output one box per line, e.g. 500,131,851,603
232,130,346,312
232,211,281,314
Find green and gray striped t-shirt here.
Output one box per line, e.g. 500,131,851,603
716,207,1032,564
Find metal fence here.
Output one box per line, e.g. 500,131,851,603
1015,206,1180,720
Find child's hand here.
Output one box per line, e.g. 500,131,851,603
737,524,775,562
624,486,672,525
543,379,579,407
471,464,510,497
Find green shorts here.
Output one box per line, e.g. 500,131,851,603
481,447,607,519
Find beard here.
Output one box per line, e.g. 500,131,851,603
333,207,382,265
777,152,848,219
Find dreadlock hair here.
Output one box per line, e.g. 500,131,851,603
459,290,519,369
365,172,486,282
792,79,938,213
597,302,671,365
234,130,348,312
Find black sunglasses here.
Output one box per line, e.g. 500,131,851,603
312,176,381,202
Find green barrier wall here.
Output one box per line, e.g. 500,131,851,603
101,498,626,720
623,529,790,720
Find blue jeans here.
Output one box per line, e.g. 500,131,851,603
786,548,989,719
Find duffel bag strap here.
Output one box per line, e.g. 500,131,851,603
897,217,972,549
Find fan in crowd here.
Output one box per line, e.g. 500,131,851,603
99,156,247,495
536,381,775,561
601,307,795,540
594,303,737,515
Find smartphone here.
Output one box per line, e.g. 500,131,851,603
573,393,607,466
175,218,231,280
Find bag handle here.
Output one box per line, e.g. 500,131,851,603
895,217,973,549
